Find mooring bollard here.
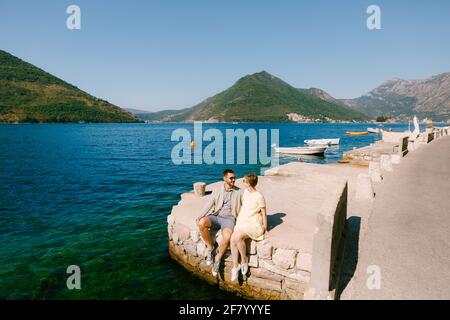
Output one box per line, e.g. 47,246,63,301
193,182,206,196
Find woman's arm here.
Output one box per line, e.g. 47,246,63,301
260,207,268,233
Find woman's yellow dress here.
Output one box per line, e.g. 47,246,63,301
234,189,266,241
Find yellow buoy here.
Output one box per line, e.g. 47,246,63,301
190,140,196,150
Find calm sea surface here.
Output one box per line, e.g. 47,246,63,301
0,123,414,299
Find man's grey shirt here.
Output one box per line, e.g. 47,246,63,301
218,187,233,217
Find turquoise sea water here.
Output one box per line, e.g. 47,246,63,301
0,123,414,299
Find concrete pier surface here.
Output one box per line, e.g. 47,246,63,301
342,135,450,299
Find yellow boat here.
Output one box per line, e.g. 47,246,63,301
345,131,369,135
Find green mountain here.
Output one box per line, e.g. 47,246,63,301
0,50,139,123
144,71,368,122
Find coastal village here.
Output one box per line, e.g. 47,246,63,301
167,123,450,299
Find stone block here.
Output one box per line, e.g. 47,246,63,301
308,180,347,300
172,232,179,245
248,255,258,268
296,253,312,272
190,230,200,243
247,276,282,292
283,278,299,290
196,241,207,257
256,240,273,259
259,260,310,283
173,223,191,243
194,182,206,196
285,288,304,300
198,260,209,273
187,255,198,267
184,241,198,257
272,248,297,270
173,243,185,257
249,267,284,282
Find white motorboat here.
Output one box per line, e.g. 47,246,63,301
304,138,340,146
272,144,327,155
367,127,382,134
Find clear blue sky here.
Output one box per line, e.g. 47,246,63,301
1,0,449,111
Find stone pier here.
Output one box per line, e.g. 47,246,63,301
167,163,365,299
167,126,450,300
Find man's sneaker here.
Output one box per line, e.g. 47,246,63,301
241,262,248,276
205,250,213,266
212,261,220,277
231,265,241,282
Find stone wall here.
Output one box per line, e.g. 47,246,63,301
167,220,312,299
305,182,348,299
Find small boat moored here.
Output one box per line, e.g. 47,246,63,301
304,138,340,146
272,144,327,155
345,131,369,135
367,127,382,134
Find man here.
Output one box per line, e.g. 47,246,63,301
196,169,242,277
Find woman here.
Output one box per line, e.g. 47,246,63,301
230,174,267,281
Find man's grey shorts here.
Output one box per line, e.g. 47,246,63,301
208,215,236,231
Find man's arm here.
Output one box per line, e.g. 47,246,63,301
196,191,216,221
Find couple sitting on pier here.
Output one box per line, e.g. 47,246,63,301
196,169,267,281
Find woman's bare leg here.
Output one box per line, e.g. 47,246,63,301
237,234,249,264
230,232,240,268
231,231,246,268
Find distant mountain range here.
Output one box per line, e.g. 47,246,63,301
341,73,450,121
0,50,140,123
138,71,450,122
2,49,448,123
138,71,368,122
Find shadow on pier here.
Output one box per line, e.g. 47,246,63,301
336,216,361,299
267,212,286,231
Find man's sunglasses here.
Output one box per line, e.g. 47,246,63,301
228,176,236,180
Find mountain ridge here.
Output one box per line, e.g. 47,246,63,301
0,50,140,123
341,72,450,120
142,71,368,122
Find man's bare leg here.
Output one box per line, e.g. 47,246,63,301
197,217,213,251
215,228,232,262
